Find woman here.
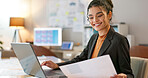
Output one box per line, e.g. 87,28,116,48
41,0,134,78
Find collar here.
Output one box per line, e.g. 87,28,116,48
88,26,115,58
106,26,115,40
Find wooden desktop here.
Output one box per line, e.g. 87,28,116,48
130,46,148,58
0,56,65,78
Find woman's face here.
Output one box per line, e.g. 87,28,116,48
88,6,112,31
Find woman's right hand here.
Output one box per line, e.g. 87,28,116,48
41,60,59,69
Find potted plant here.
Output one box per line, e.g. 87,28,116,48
0,41,3,59
0,41,3,50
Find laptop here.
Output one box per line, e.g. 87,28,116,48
11,43,66,78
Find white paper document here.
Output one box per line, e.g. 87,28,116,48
59,55,117,78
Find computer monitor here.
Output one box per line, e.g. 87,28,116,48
112,25,118,32
111,24,128,36
34,28,62,46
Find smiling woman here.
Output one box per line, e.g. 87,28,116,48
41,0,134,78
87,6,111,35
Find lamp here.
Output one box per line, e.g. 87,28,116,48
10,17,24,42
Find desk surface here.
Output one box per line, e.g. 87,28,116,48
51,49,82,60
0,56,64,78
0,57,32,78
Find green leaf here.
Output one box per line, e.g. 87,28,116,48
0,46,3,50
0,41,3,44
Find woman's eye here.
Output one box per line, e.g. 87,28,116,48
97,15,103,17
89,17,93,19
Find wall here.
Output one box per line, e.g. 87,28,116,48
0,0,32,49
112,0,148,45
29,0,148,45
0,0,148,49
27,0,91,45
62,28,82,45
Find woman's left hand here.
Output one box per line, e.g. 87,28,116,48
110,73,127,78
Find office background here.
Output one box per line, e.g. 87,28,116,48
0,0,148,50
0,0,148,78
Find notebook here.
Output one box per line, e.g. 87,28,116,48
11,43,66,78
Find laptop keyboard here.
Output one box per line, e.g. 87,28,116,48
43,69,67,78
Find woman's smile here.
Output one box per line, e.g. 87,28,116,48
94,22,102,27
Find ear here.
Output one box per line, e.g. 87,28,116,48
108,11,112,20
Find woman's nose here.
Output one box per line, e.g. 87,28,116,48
93,16,99,22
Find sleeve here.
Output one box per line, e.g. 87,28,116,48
117,37,134,78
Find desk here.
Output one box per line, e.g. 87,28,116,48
0,57,32,78
1,50,16,58
51,49,82,60
0,56,65,78
51,46,83,60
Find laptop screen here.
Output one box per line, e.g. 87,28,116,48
11,43,46,78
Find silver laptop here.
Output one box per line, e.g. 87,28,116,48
11,43,66,78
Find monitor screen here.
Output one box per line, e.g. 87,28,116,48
34,28,62,46
111,25,118,32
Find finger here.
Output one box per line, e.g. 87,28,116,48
45,64,51,67
114,75,120,78
110,76,114,78
42,61,52,66
45,63,55,68
41,61,47,66
114,75,125,78
41,62,45,66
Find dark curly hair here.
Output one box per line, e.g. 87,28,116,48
87,0,113,21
